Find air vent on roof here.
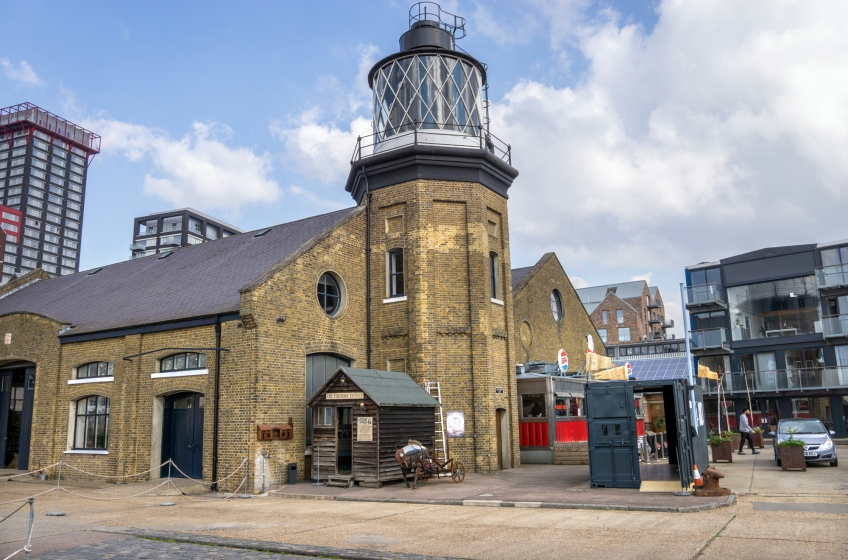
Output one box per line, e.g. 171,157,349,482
87,267,103,275
254,228,271,238
158,251,174,260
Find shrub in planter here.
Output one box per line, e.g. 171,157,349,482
778,431,806,472
654,416,665,433
709,435,733,463
723,430,741,451
751,427,764,449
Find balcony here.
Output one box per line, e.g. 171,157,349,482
647,301,660,309
816,264,848,290
662,319,675,329
129,241,148,252
649,314,662,325
685,283,726,311
699,367,848,395
690,328,730,354
822,314,848,338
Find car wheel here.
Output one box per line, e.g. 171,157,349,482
831,459,838,467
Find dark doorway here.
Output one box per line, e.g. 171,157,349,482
162,392,204,479
0,365,35,470
337,407,352,474
586,384,640,488
496,409,505,470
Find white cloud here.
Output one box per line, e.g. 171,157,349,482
0,59,43,86
629,273,653,283
272,44,378,186
287,185,346,211
492,0,848,273
86,119,280,214
569,275,589,289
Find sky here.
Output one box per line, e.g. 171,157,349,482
2,0,847,338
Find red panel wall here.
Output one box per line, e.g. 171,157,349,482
519,421,549,447
555,420,588,443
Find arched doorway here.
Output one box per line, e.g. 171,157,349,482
0,362,35,470
305,354,351,446
161,392,204,479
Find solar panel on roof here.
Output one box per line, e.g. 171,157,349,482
254,228,271,238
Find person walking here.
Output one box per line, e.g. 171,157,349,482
738,408,760,455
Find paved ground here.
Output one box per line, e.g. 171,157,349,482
32,538,317,559
0,450,845,560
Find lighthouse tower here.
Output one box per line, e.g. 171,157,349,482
346,2,519,472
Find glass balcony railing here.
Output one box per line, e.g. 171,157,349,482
690,328,729,351
685,283,726,308
815,264,848,289
699,367,848,394
822,314,848,338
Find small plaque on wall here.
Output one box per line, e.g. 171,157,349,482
495,387,504,394
446,411,465,438
357,417,374,442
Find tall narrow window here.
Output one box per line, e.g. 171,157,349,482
388,249,405,297
550,290,563,323
602,310,608,324
616,309,624,323
490,252,500,300
74,396,110,450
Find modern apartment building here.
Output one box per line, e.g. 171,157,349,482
685,241,848,437
0,103,100,281
576,280,674,347
130,208,243,258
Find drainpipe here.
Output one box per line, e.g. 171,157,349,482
211,318,223,490
359,168,372,369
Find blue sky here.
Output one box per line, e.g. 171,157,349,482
3,1,845,337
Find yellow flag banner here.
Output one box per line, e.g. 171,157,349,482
593,366,628,381
585,352,615,372
698,364,719,380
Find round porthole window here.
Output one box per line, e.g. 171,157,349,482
551,290,563,323
317,272,343,316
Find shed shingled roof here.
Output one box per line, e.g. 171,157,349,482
0,207,361,337
307,367,439,408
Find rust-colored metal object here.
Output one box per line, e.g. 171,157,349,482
395,440,465,490
694,466,731,497
257,417,293,441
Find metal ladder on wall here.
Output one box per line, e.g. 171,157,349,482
424,381,448,462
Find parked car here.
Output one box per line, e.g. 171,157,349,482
769,419,838,467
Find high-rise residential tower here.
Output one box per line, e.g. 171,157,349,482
0,103,100,282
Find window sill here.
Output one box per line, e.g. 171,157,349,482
64,449,108,455
383,295,408,304
68,376,114,385
151,368,208,379
491,298,504,306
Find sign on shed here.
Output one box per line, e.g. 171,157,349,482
357,417,373,442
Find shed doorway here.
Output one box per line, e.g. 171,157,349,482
161,392,204,479
337,407,352,474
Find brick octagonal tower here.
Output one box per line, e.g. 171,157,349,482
345,3,520,472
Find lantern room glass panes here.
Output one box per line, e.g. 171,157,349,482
373,54,484,139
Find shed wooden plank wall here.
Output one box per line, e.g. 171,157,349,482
377,407,435,482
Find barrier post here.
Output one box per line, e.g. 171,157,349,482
160,460,175,506
46,462,65,517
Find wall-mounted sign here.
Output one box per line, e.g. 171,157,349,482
625,362,633,378
558,349,568,373
4,333,10,345
357,416,374,442
586,334,595,353
495,387,504,394
446,411,465,438
327,392,364,400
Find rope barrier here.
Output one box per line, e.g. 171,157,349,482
0,488,55,506
60,460,170,479
1,462,62,479
0,499,29,525
168,458,247,487
58,479,171,501
1,497,34,560
171,473,248,502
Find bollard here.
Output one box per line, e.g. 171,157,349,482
160,461,175,506
46,462,65,516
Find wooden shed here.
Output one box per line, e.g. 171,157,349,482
306,367,438,486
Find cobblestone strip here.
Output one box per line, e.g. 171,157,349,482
124,530,468,560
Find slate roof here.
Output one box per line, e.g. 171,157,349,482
307,367,439,408
511,266,533,291
0,207,361,337
511,252,556,294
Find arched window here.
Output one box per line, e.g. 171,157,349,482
161,352,206,372
490,252,500,300
77,361,113,379
74,396,110,450
317,272,342,315
551,290,563,323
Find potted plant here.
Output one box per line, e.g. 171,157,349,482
751,426,764,449
777,429,806,471
723,430,741,452
709,434,733,463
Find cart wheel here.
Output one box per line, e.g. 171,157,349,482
451,461,465,483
